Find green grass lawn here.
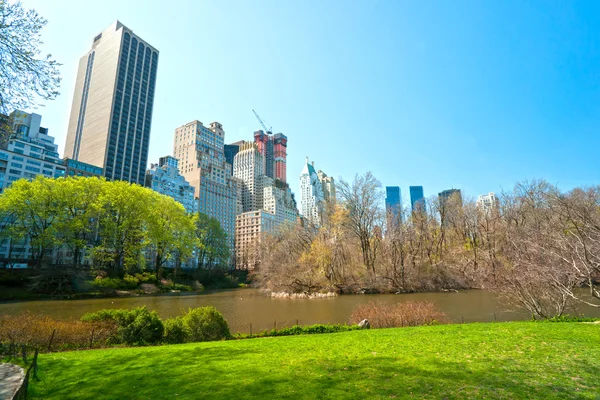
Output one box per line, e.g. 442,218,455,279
29,322,600,399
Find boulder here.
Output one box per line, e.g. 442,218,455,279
358,319,370,329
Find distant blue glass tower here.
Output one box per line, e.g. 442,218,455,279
385,186,402,225
409,186,426,213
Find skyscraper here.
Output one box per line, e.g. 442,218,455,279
224,141,244,175
145,156,196,214
438,189,462,206
409,186,426,213
173,120,238,251
385,186,402,226
253,130,288,183
438,189,463,226
477,192,499,215
64,21,158,185
317,170,336,202
0,110,65,194
300,157,325,227
233,142,264,212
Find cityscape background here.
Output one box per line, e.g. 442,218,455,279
13,0,600,203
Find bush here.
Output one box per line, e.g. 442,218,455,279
183,307,230,342
350,301,448,328
81,307,164,345
0,313,116,351
163,317,190,344
540,315,599,323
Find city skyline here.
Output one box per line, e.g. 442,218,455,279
15,0,600,201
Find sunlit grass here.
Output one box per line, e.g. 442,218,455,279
30,322,600,399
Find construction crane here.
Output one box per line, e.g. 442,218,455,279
252,109,272,134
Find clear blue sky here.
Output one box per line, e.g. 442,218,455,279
21,0,600,203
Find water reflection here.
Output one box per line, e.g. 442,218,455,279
1,289,598,333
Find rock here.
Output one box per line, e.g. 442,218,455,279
358,319,370,329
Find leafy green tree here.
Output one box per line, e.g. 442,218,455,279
54,177,106,266
0,1,61,115
146,193,195,278
95,181,149,275
194,212,230,270
1,176,62,266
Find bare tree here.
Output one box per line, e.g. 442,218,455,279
337,172,384,275
0,1,61,114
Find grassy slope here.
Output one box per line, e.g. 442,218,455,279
30,322,600,399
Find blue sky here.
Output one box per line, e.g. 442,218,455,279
20,0,600,204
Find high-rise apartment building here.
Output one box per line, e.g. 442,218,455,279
385,186,402,226
253,130,287,183
438,189,462,205
173,120,238,251
233,142,264,212
477,192,499,215
224,141,244,175
64,21,158,185
235,210,276,270
0,110,65,194
263,179,298,227
0,110,66,261
409,186,426,213
438,189,463,226
300,157,325,227
317,170,336,202
145,155,196,214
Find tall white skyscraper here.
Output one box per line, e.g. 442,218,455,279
64,21,159,185
477,192,499,215
233,142,264,212
173,120,238,251
300,157,325,227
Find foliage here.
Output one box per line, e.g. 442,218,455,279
537,314,599,323
163,317,190,344
81,307,164,345
349,301,448,328
0,1,61,114
234,323,361,339
256,174,600,319
0,313,116,351
194,212,230,269
28,322,600,399
0,176,207,277
182,306,231,342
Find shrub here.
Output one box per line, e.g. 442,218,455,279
140,283,160,294
163,317,190,344
0,313,116,352
90,277,134,290
183,307,230,342
350,301,448,328
540,315,599,323
81,307,164,345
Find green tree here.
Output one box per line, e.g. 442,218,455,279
146,193,195,278
54,177,106,266
1,176,62,267
0,1,61,115
95,181,149,275
194,212,230,270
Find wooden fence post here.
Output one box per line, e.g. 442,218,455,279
21,345,27,365
47,329,56,352
249,323,252,336
89,328,95,349
33,348,39,381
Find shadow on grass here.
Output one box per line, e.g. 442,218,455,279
30,342,600,400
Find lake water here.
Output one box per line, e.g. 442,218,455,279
1,289,599,333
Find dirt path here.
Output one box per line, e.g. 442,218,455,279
0,363,24,400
